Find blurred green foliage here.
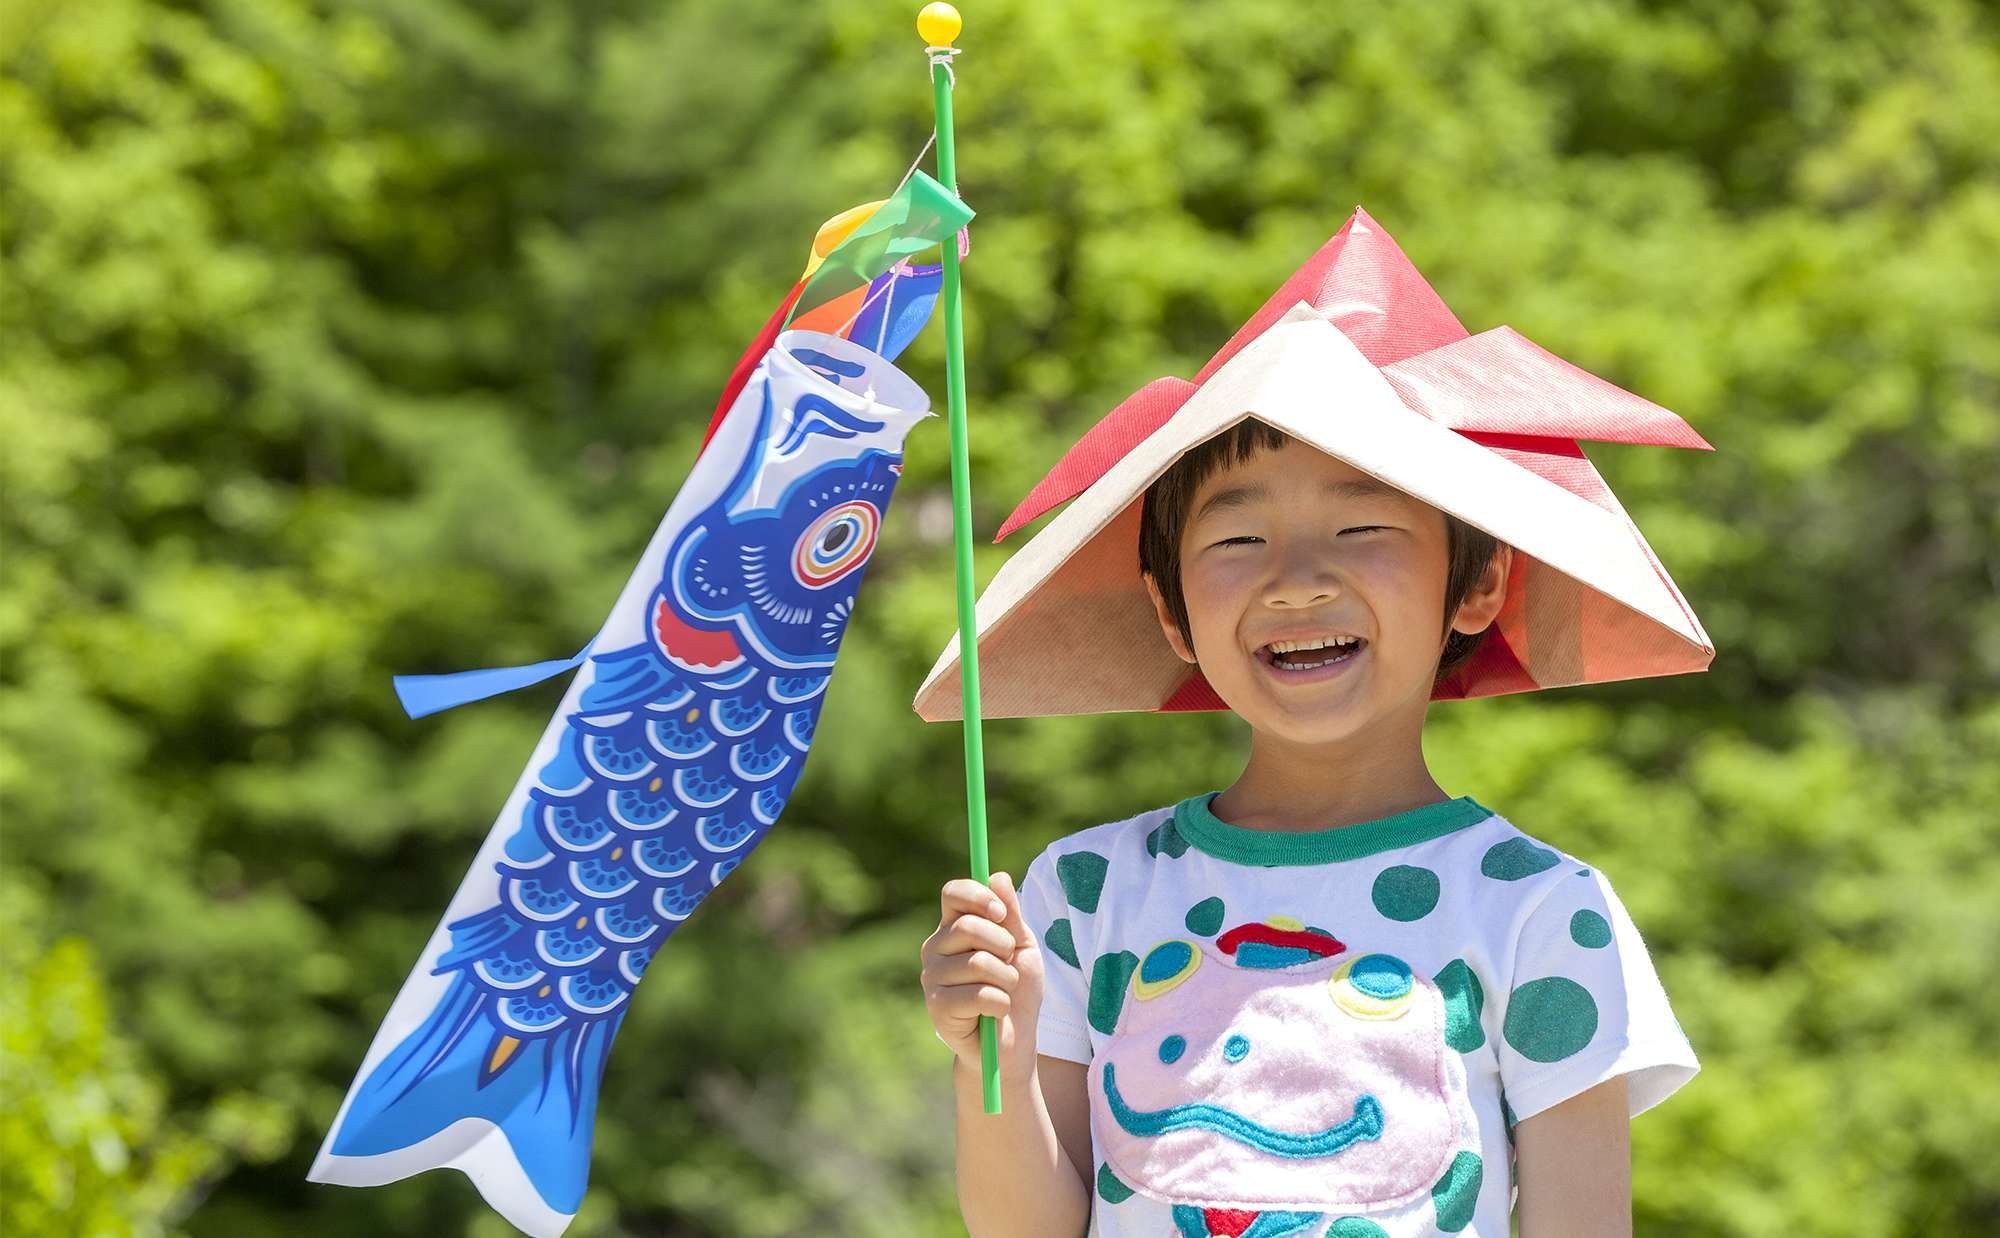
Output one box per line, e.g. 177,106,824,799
2,0,1995,1234
1,889,220,1236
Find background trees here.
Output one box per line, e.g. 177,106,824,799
3,0,1995,1233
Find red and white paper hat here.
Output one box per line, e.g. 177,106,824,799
913,208,1714,721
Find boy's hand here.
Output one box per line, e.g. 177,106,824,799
920,871,1045,1079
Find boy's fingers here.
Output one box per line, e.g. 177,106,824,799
940,877,1007,923
932,912,1016,960
929,981,1011,1021
934,950,1020,990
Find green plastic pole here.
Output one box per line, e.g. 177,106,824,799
923,10,1001,1115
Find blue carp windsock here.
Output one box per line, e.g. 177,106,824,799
309,332,932,1235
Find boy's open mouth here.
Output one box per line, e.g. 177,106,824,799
1256,635,1366,672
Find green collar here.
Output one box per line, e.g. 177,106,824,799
1172,791,1494,866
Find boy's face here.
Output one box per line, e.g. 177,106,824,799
1144,437,1508,747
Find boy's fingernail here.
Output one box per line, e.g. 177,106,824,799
989,902,1006,918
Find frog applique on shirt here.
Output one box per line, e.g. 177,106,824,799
1018,793,1698,1238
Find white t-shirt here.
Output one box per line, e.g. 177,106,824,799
1017,791,1698,1238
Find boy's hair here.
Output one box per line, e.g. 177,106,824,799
1137,419,1503,685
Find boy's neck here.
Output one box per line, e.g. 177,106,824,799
1210,707,1449,834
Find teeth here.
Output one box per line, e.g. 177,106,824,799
1267,636,1359,654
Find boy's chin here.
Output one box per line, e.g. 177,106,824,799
1215,661,1431,747
1241,707,1381,748
1220,683,1386,746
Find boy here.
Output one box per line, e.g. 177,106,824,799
916,209,1710,1237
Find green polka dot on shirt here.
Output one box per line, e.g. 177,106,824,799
1371,864,1441,921
1096,1162,1134,1203
1147,816,1191,859
1431,1150,1483,1231
1481,837,1560,880
1503,976,1599,1062
1434,959,1486,1052
1088,950,1139,1035
1043,917,1079,968
1057,851,1109,912
1570,908,1612,948
1327,1219,1390,1237
1184,896,1225,936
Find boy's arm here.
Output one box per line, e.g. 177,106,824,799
1511,1075,1631,1238
1042,1056,1092,1193
952,1054,1090,1237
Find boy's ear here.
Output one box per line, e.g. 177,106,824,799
1449,543,1514,637
1143,572,1199,665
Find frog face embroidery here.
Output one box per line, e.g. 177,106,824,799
1089,918,1469,1231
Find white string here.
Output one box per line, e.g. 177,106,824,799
834,265,903,344
926,45,958,87
893,130,938,195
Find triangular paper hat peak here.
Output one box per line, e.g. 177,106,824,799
917,208,1715,721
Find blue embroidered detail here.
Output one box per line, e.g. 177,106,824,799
1223,1034,1251,1063
1140,940,1195,983
1102,1062,1384,1158
1159,1034,1186,1064
1241,1213,1325,1238
1235,942,1316,969
1347,953,1414,1000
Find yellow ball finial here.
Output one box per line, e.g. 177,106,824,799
918,2,961,48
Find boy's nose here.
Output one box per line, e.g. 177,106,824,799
1262,554,1344,608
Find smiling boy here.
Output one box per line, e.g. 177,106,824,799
915,209,1711,1237
1136,422,1505,827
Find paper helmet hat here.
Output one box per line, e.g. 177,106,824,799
913,207,1714,721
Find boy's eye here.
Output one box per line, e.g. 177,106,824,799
1212,527,1386,548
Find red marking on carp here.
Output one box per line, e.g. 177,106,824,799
653,596,743,669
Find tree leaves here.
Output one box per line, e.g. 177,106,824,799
2,0,1995,1234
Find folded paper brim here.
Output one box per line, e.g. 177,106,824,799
912,306,1714,721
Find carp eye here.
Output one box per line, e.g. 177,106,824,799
1134,939,1200,1000
793,500,879,588
1329,952,1415,1020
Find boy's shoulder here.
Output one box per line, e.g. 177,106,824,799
1436,803,1590,871
1430,805,1634,931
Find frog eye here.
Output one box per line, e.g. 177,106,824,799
1134,939,1201,1000
1329,952,1415,1020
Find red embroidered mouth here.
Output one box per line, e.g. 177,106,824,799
652,596,743,669
1217,922,1345,959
